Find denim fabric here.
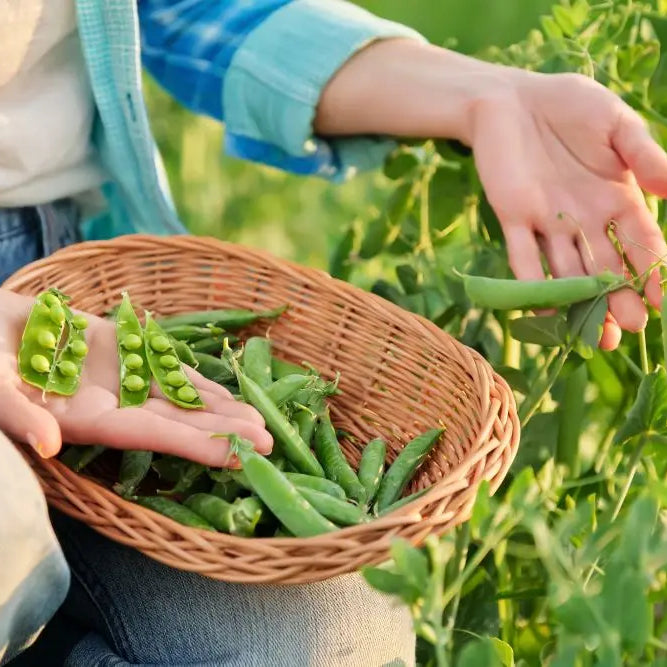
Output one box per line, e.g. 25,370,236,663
49,511,414,667
0,201,81,285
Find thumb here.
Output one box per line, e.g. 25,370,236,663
612,109,667,197
0,383,62,458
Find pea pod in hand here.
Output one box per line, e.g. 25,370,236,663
144,312,204,409
115,292,151,407
18,290,68,391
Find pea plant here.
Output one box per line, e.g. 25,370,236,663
334,1,667,664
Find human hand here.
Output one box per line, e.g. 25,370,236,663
316,40,667,350
0,289,272,464
470,70,667,350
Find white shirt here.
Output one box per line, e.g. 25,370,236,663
0,0,106,207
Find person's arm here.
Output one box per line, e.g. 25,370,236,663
139,1,667,350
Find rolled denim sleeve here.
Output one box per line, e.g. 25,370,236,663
0,433,69,665
139,0,425,181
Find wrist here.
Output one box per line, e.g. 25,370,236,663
315,39,523,146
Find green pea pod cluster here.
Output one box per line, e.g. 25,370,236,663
47,297,444,539
18,289,89,395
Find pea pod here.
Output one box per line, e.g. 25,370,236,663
192,353,235,385
188,337,230,356
113,450,153,497
243,337,272,388
225,345,324,477
232,436,336,537
283,472,346,500
314,411,366,503
157,462,207,496
115,292,151,407
357,438,386,504
184,494,263,537
42,301,89,396
271,357,314,380
376,487,430,516
134,496,215,531
460,271,623,311
60,444,106,472
163,324,224,343
265,374,312,406
297,487,369,526
210,478,244,502
157,305,287,331
171,339,199,368
375,428,444,511
144,312,204,409
18,290,68,391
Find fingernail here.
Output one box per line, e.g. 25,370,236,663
26,432,46,457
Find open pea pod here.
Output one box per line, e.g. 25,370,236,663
17,290,68,391
115,292,151,407
144,312,204,409
45,302,89,396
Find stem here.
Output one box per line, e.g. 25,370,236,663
417,165,436,261
502,311,521,368
584,437,646,588
445,525,470,648
519,347,570,427
638,329,650,375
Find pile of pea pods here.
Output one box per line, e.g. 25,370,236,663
21,289,444,538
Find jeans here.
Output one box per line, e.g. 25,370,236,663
1,204,416,667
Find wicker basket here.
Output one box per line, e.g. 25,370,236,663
3,234,519,584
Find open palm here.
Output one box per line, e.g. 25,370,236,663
473,72,667,350
0,289,272,464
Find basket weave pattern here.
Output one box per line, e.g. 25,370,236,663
4,235,520,584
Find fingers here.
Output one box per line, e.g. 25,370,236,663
86,407,272,467
142,398,272,448
612,109,667,198
615,205,667,311
541,234,586,278
505,226,546,281
183,365,234,400
581,231,647,332
599,312,622,351
0,382,62,457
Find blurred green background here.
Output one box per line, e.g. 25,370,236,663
145,0,553,269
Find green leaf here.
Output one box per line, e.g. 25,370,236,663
396,264,421,295
361,566,421,605
389,539,430,593
329,225,357,280
540,15,564,40
552,593,599,638
490,638,515,667
552,2,588,37
383,150,420,180
509,315,568,347
567,297,607,359
586,351,624,406
358,215,391,260
495,365,531,395
617,41,661,83
470,480,497,540
428,167,467,232
479,190,503,244
457,638,503,667
386,182,416,225
614,367,667,444
556,360,588,476
621,495,659,567
506,467,539,510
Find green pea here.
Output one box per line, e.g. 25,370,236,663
70,340,89,358
166,370,187,387
124,353,144,370
150,335,170,353
44,293,61,308
30,354,50,373
37,329,57,349
71,314,88,330
58,360,78,377
176,385,198,402
49,304,66,325
34,302,50,316
159,355,179,369
122,333,143,350
123,375,146,392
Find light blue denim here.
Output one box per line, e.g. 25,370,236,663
1,206,415,667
